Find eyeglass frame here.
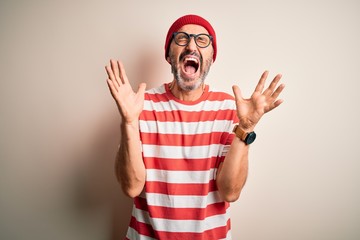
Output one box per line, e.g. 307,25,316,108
172,32,213,48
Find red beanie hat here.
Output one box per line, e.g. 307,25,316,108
164,14,217,62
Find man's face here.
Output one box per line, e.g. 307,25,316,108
167,24,214,91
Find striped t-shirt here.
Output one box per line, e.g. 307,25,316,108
125,83,238,240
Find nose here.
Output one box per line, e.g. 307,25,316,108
186,36,197,51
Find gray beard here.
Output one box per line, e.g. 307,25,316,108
169,53,212,91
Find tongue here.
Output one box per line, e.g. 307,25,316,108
185,65,196,74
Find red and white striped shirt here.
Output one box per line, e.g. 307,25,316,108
125,83,238,240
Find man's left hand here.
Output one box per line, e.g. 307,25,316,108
232,71,285,132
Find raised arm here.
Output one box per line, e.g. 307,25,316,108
216,71,285,202
105,59,146,198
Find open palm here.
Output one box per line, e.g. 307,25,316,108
105,60,146,124
232,71,285,131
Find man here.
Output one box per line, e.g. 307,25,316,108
105,14,284,240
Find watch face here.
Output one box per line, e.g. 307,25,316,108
245,132,256,145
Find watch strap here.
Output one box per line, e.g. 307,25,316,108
232,124,248,141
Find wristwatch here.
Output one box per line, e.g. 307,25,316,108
233,125,256,145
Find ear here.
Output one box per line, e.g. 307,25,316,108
166,56,171,64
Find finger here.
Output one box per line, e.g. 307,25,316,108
274,99,284,108
118,61,130,85
267,99,284,113
106,79,118,98
105,65,116,81
264,74,282,96
105,65,121,89
254,70,269,93
110,59,122,86
270,83,285,100
232,85,244,103
137,82,147,95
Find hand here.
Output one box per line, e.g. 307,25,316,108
105,59,146,124
232,71,285,131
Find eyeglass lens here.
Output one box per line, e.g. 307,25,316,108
174,32,211,48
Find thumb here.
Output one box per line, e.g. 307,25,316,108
232,85,243,102
137,83,147,95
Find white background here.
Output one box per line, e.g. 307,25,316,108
1,0,359,239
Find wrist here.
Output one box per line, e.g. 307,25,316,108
121,119,139,128
233,124,256,145
121,120,140,139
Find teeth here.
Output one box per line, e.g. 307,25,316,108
184,57,198,63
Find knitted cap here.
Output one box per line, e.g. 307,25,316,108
164,14,217,62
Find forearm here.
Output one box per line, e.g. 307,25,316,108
216,137,249,202
116,121,146,198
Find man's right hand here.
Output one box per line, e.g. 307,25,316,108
105,59,146,124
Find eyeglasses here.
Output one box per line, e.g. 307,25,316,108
172,32,213,48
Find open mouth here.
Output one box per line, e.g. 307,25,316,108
183,57,199,75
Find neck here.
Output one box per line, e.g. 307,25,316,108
169,81,205,101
